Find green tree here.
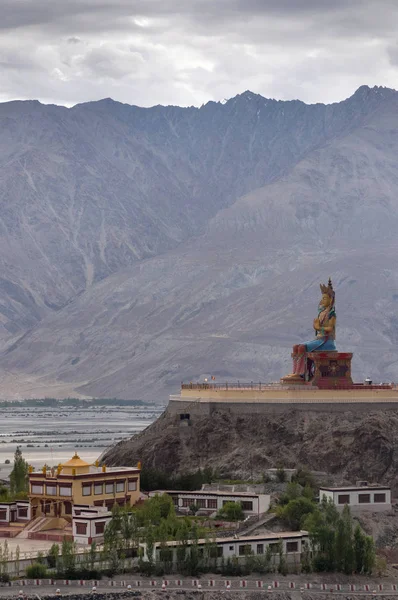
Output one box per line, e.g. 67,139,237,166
175,522,189,573
277,497,315,530
301,541,312,573
276,467,286,482
59,540,76,578
89,542,97,573
47,543,59,569
354,524,365,574
363,535,376,575
341,505,354,574
144,525,155,575
217,501,244,521
9,447,29,495
276,539,287,575
15,545,20,577
186,523,200,576
107,547,121,577
120,512,135,552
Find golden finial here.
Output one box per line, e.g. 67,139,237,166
137,461,142,470
102,464,106,472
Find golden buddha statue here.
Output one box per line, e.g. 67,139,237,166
284,278,336,380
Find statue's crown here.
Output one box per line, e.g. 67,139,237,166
320,278,334,298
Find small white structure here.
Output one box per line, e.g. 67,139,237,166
141,530,308,567
319,483,391,512
72,505,111,545
148,489,270,516
0,500,30,524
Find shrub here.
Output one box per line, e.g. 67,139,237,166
26,563,47,578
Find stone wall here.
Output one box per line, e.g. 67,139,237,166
169,398,398,418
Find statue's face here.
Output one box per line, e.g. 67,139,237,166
320,293,331,308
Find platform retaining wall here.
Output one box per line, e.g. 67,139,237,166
168,397,398,417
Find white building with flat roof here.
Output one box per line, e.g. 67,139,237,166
72,505,111,545
319,484,391,511
141,530,308,568
148,489,270,516
0,500,30,525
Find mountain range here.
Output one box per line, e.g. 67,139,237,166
1,84,398,400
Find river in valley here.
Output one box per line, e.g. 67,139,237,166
0,403,164,479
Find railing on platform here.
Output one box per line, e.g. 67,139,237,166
181,381,396,391
181,382,284,391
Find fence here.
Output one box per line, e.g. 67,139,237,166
3,578,398,592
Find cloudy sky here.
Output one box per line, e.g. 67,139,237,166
1,0,398,107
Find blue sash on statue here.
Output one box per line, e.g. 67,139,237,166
304,337,337,352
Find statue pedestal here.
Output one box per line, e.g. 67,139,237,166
308,351,353,388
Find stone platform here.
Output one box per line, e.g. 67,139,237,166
309,351,353,388
281,351,353,389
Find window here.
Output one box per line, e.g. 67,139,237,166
76,522,87,535
95,522,105,535
31,484,43,495
241,501,253,511
172,496,179,506
338,494,350,505
59,486,72,496
229,546,234,551
46,485,57,496
358,494,370,504
82,484,92,496
374,493,386,503
207,499,217,510
239,544,252,556
94,484,103,495
105,483,114,494
44,501,51,514
286,541,299,553
18,508,28,518
210,546,223,558
257,544,264,555
182,498,191,508
116,481,125,493
94,500,104,506
0,509,7,521
128,480,137,492
196,498,206,508
64,502,72,515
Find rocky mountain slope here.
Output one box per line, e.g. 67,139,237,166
103,406,398,490
1,85,398,399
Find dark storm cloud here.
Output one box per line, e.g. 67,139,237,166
0,0,398,106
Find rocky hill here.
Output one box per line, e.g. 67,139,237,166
1,85,398,399
102,405,398,490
